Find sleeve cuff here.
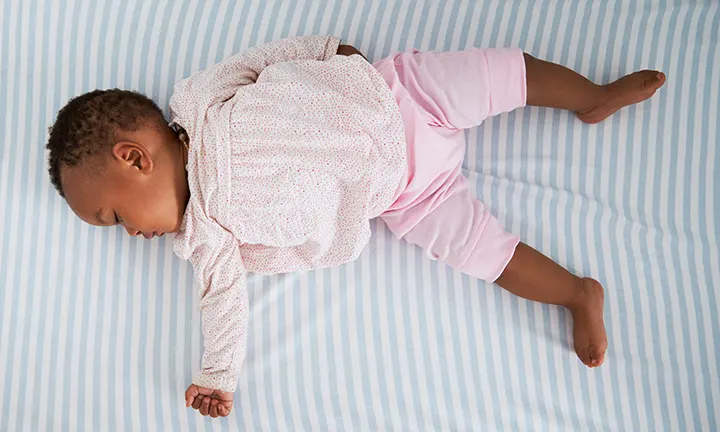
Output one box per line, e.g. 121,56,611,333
193,370,239,393
324,36,342,59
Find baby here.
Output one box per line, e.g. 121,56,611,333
47,35,665,418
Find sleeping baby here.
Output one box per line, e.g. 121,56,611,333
46,35,665,418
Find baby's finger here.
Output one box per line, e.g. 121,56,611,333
200,396,211,416
192,395,204,410
210,400,219,418
185,385,198,407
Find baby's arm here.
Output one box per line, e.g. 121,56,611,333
231,35,342,81
170,35,345,127
191,254,248,392
172,35,340,107
175,221,249,417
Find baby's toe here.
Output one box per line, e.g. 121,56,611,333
642,70,665,89
575,344,593,367
589,343,607,367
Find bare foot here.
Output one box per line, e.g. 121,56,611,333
568,278,608,367
577,70,666,124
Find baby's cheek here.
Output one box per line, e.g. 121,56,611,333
146,188,173,219
161,197,183,231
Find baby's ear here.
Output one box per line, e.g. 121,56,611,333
112,141,154,173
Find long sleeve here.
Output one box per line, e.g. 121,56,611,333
170,35,341,139
225,35,342,83
174,213,249,393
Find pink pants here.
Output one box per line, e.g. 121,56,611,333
374,48,526,282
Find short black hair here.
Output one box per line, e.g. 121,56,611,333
46,89,165,198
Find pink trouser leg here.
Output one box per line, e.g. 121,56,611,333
375,47,527,281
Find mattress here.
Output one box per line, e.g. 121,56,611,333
1,0,718,430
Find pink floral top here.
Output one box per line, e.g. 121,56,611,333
169,35,406,391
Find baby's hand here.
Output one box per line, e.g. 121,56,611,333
185,384,234,418
337,44,366,60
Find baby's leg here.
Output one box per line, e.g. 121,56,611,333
524,53,666,123
379,48,609,367
381,174,607,367
495,242,607,367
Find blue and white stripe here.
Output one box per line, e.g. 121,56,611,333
1,0,719,430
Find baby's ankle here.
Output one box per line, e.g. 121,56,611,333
568,277,605,313
566,276,591,311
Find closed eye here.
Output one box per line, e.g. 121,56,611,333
114,212,120,225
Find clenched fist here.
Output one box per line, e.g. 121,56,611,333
185,384,234,418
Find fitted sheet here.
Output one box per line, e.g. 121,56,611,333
1,0,719,430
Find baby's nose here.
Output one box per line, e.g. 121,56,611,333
124,226,140,236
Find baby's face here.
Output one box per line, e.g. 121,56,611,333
62,124,189,239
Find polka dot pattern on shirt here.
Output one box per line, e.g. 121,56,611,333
169,36,406,391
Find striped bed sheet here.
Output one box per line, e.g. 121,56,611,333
1,0,719,430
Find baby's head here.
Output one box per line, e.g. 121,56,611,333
47,89,189,239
